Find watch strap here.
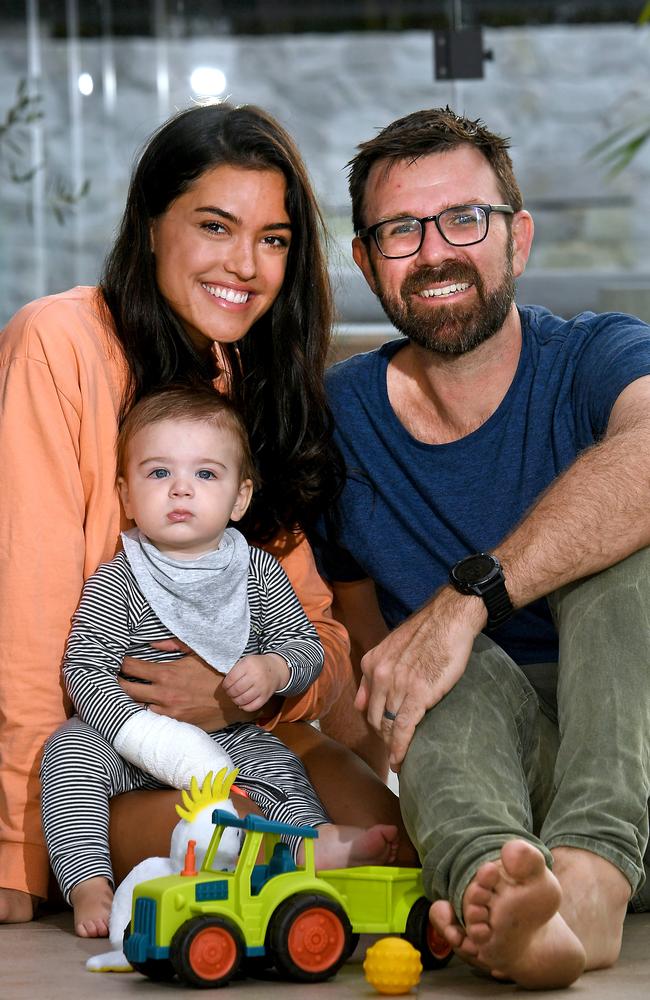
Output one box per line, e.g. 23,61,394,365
481,577,514,630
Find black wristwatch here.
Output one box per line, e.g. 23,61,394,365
449,553,513,630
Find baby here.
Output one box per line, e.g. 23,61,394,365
40,385,398,937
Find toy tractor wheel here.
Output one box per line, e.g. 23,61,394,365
404,897,453,969
346,931,361,960
123,922,175,981
170,915,244,988
269,893,353,982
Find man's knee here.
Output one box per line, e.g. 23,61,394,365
400,639,538,812
548,545,650,620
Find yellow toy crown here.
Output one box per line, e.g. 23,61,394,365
175,768,240,823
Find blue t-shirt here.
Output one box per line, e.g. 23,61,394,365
312,306,650,665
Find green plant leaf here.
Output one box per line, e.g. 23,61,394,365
587,120,650,176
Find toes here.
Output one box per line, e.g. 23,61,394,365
464,903,490,925
430,900,466,948
500,839,546,881
76,918,109,938
456,936,480,958
430,899,456,930
466,920,491,944
464,884,493,907
473,860,501,891
444,924,466,948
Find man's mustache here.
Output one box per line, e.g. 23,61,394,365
401,261,481,298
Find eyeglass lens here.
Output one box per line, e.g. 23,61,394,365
376,205,489,256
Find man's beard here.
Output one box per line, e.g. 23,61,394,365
372,239,515,356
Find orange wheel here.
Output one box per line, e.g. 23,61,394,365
404,897,453,969
269,893,353,982
287,906,346,972
170,915,243,987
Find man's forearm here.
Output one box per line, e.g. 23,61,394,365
495,424,650,609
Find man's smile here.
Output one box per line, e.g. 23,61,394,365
418,282,472,299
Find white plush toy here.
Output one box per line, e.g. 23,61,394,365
86,768,243,973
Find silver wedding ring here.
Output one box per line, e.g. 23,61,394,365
383,708,397,721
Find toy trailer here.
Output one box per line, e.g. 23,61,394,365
124,809,451,988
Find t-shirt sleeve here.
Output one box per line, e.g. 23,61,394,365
570,312,650,444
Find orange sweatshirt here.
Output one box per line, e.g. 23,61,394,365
0,286,351,898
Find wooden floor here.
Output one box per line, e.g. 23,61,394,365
2,909,648,999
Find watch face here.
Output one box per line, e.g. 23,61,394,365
454,554,496,586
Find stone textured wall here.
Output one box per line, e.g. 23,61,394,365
1,23,649,326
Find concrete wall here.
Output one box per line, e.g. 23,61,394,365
1,23,649,327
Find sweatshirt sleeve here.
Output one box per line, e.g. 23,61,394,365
0,290,124,899
258,533,355,728
0,334,85,896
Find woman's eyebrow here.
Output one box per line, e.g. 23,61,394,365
195,206,292,230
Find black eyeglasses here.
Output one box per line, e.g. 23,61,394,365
357,204,514,259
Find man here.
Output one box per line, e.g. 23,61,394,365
312,108,650,988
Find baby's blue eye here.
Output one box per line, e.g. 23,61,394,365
196,469,216,480
149,468,169,479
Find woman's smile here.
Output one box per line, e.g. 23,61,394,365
151,164,291,352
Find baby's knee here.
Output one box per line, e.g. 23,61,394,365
41,718,114,782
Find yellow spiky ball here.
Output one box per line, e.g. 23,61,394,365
363,937,422,995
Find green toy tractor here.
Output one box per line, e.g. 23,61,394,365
124,809,452,988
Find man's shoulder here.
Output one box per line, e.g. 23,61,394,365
326,338,405,396
520,303,650,345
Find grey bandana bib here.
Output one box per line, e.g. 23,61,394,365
121,527,250,673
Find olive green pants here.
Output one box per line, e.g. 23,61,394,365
399,547,650,919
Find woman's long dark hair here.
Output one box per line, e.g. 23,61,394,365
101,102,343,541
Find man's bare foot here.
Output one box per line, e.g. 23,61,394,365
0,888,36,923
69,877,114,938
552,846,631,969
433,840,586,989
301,823,399,869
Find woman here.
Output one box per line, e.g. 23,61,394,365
0,102,403,925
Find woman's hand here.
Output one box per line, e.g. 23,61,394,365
118,639,260,730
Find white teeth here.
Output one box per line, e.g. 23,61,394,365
202,283,249,304
420,282,470,298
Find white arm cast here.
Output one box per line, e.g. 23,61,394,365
113,710,233,790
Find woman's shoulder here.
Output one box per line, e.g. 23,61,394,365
0,286,128,398
1,286,114,360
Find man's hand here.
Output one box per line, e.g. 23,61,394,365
355,586,486,771
118,639,259,730
222,653,290,712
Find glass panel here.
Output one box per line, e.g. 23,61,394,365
1,1,648,329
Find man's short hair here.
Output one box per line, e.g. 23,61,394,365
116,384,256,485
348,107,524,233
